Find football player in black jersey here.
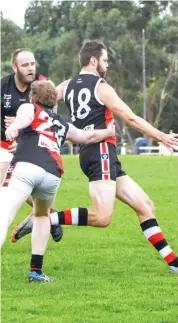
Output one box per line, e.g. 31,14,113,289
12,40,178,274
1,48,36,184
56,39,178,274
1,48,64,243
0,80,115,282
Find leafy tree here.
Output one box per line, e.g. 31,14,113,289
1,17,26,76
24,1,54,34
2,0,178,138
22,31,56,76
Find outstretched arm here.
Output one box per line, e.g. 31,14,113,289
97,82,178,150
66,121,115,144
5,103,35,141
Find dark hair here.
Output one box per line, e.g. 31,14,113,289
79,39,107,67
31,80,57,108
11,48,34,64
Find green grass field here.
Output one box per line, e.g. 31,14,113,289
1,156,178,323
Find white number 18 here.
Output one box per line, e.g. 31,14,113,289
67,88,91,122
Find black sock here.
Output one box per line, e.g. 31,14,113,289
169,257,178,267
30,254,43,274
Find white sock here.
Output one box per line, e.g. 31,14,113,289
50,212,59,225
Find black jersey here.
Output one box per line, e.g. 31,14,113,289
64,71,116,151
12,103,69,177
1,73,47,142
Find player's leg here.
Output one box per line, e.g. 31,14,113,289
0,147,38,239
0,147,34,208
88,180,116,226
29,198,53,282
0,188,29,247
116,174,178,273
51,142,117,227
28,171,61,282
82,142,116,226
0,154,35,230
0,162,32,247
49,179,116,227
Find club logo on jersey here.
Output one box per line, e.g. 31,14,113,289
101,153,109,160
4,94,11,99
4,94,12,109
76,78,82,84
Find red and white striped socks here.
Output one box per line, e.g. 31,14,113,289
50,208,88,226
141,218,178,267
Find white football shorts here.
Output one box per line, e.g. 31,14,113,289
7,162,61,200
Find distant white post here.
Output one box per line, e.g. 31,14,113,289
142,29,147,120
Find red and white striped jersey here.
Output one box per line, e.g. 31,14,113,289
12,103,68,177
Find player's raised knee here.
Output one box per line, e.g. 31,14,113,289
96,212,113,227
101,217,112,227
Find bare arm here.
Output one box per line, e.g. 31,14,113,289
56,80,69,101
5,103,35,141
54,80,69,114
97,82,178,149
66,121,115,144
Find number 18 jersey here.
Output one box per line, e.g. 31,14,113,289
64,71,116,151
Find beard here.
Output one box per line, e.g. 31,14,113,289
96,63,106,78
16,68,35,85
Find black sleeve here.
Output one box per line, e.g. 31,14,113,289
51,114,69,147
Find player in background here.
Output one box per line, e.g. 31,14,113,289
1,48,63,242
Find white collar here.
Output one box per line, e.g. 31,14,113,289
79,71,97,76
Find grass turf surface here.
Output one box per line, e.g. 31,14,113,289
1,156,178,323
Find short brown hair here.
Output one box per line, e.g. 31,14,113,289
11,48,34,64
79,39,107,67
31,80,57,108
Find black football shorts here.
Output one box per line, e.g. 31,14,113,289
79,142,126,182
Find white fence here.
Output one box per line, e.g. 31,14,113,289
139,143,178,156
61,142,178,156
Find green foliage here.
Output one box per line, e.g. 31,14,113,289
23,31,56,76
24,1,54,34
1,18,26,76
49,31,80,83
